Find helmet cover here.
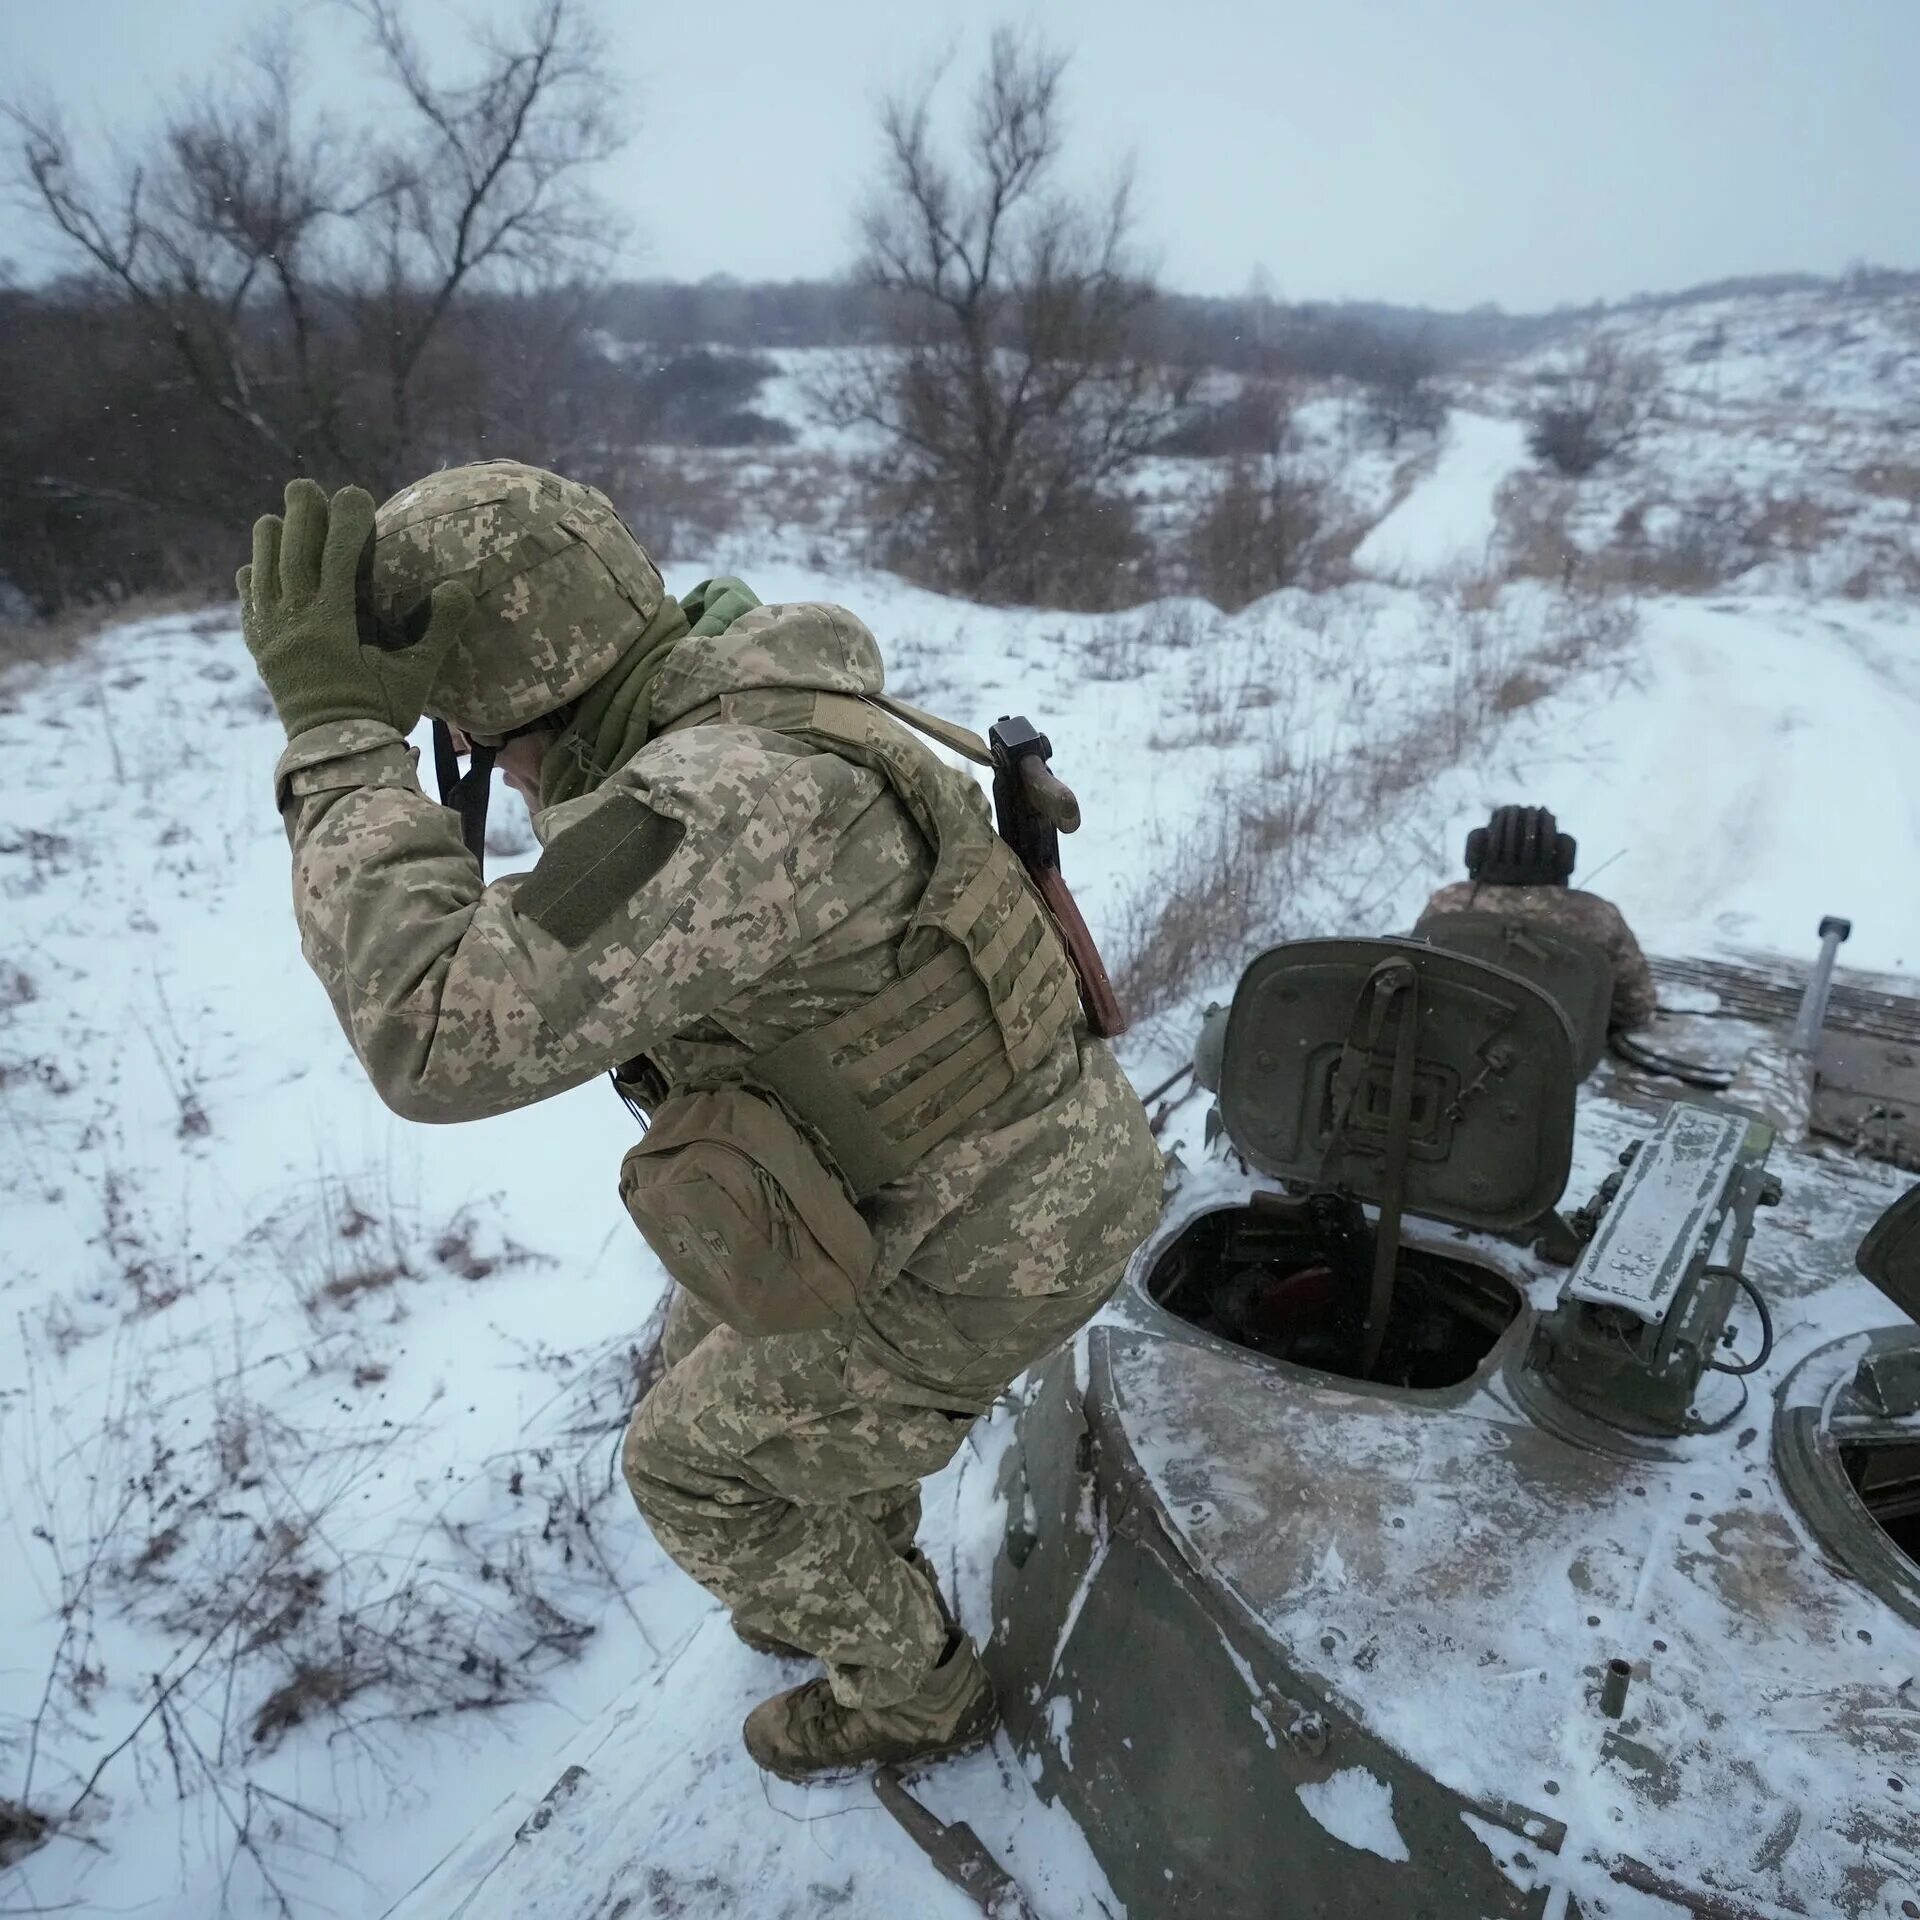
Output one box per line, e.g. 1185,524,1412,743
366,460,663,735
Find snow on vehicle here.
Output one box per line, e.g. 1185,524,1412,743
986,921,1920,1919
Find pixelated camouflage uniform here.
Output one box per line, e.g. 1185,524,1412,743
273,587,1161,1712
1414,881,1658,1030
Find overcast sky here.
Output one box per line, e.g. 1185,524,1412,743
6,0,1916,312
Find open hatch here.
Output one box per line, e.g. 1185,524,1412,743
1168,937,1786,1436
1153,938,1576,1390
1799,1186,1920,1594
1147,1203,1523,1391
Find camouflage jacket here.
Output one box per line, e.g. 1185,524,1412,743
272,602,1161,1370
1414,881,1659,1029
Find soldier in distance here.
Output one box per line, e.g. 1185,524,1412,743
1414,804,1658,1031
236,462,1161,1781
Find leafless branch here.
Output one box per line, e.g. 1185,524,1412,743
4,0,627,520
1528,336,1662,477
817,29,1181,608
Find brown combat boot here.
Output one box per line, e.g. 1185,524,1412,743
742,1635,999,1783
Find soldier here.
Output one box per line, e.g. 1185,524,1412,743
235,462,1161,1782
1414,804,1658,1030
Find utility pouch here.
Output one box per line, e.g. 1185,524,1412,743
617,1087,877,1336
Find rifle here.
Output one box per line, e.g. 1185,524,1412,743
988,716,1126,1039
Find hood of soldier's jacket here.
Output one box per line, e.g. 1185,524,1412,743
648,601,886,729
537,575,776,811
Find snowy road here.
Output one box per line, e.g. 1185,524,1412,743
1351,411,1528,579
1440,595,1920,975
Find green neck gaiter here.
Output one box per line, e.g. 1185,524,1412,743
539,575,761,811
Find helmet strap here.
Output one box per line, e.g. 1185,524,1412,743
431,717,495,871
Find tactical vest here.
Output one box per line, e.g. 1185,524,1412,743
656,687,1082,1197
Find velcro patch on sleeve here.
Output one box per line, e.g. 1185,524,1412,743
516,793,687,950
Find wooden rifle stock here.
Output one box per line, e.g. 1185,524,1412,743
988,716,1126,1039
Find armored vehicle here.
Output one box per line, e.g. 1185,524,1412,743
382,919,1920,1920
986,920,1920,1918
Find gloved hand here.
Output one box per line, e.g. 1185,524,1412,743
237,478,473,741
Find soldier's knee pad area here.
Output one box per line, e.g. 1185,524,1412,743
620,1330,973,1518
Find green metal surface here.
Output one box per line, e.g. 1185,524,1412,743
986,940,1920,1920
1217,937,1578,1231
989,1344,1546,1920
1417,911,1615,1077
1856,1182,1920,1320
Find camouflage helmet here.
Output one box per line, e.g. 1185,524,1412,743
367,460,664,735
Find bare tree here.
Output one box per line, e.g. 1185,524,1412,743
817,30,1184,607
1359,333,1446,449
1187,459,1327,612
9,36,346,486
1527,336,1660,478
7,0,623,505
342,0,623,485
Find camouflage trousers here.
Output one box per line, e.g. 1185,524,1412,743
622,1267,1118,1710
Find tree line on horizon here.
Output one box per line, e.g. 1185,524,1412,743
3,0,1906,624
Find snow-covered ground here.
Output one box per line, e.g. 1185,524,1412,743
1467,281,1920,599
1352,412,1528,579
2,278,1918,1917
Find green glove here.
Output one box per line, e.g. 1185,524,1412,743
237,478,472,741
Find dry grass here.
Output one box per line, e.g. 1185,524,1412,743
1491,668,1553,714
1746,493,1843,555
314,1261,411,1307
1856,461,1920,507
0,590,222,688
1604,542,1736,594
1500,478,1765,595
299,1188,548,1316
1112,810,1269,1021
99,1166,189,1316
0,962,36,1014
0,1796,50,1867
1081,617,1154,683
252,1658,378,1747
1842,548,1920,597
1112,579,1641,1026
1149,648,1268,750
1512,471,1906,598
1139,600,1211,650
1,1192,632,1905
1079,599,1213,686
1493,476,1580,584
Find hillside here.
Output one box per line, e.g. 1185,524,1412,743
0,275,1916,1917
1474,280,1920,599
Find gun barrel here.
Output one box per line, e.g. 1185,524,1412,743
1788,916,1852,1054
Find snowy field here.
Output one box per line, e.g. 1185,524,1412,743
2,279,1919,1917
1470,282,1920,600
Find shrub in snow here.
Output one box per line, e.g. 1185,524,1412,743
1527,338,1661,477
1187,459,1328,611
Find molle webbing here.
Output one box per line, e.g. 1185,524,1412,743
663,688,1079,1195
